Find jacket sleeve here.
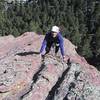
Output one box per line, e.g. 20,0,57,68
40,33,48,53
58,33,64,56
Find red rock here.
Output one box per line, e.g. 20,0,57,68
0,32,100,100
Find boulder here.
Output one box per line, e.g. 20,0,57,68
0,32,100,100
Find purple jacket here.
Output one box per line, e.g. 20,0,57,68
40,32,64,56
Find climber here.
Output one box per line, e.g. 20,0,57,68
40,26,69,61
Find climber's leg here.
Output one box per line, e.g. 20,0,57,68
45,43,52,55
55,43,59,55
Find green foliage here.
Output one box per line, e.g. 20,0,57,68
0,0,5,36
30,21,41,33
0,0,100,67
95,27,100,56
81,37,93,58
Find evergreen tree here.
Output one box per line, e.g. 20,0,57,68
0,0,5,36
0,0,100,68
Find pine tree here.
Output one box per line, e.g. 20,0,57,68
0,0,5,36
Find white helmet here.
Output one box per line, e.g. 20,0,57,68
51,26,59,33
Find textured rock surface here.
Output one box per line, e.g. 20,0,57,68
0,32,100,100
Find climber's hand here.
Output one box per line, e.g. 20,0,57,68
63,56,66,61
63,55,69,62
39,52,42,56
39,53,42,57
40,53,45,60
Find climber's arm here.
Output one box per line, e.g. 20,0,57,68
40,40,46,54
58,33,65,57
40,33,48,54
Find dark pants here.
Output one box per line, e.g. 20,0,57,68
45,42,59,55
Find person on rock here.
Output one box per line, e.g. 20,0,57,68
40,26,69,61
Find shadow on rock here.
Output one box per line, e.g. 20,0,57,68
15,51,40,56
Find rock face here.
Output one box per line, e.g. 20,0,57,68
0,32,100,100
